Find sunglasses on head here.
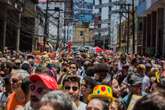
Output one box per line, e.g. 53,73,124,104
30,84,46,94
64,86,79,91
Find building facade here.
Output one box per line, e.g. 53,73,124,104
72,24,94,46
36,0,65,51
137,0,165,57
0,0,22,51
0,0,38,52
93,0,112,49
116,19,128,52
21,0,38,52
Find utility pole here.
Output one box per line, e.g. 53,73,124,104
119,12,122,50
83,31,85,46
63,26,66,45
66,26,68,42
44,0,49,51
103,36,105,49
44,5,62,50
56,10,60,50
3,9,7,52
63,26,66,46
16,11,22,52
132,0,135,53
108,0,112,49
127,5,130,53
64,0,67,45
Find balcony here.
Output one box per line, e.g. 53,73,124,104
0,0,23,5
0,0,23,11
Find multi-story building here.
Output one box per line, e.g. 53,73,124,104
35,5,46,51
70,0,94,46
93,0,112,49
21,0,38,51
72,24,94,46
137,0,165,57
36,0,65,50
0,0,38,51
116,19,128,52
64,0,73,43
115,0,140,53
64,0,73,26
0,0,23,51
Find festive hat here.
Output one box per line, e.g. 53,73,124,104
88,85,113,102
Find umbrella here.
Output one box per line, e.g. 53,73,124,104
95,46,103,53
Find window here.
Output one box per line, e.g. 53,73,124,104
80,31,84,36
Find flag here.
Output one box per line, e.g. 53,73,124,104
67,40,72,53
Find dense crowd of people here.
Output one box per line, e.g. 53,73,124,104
0,47,165,110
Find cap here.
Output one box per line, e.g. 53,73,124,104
88,85,113,102
30,74,58,90
127,74,143,86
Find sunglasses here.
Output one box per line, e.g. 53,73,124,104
10,78,19,84
64,86,79,91
15,63,21,66
86,107,100,110
109,106,116,110
70,66,76,69
30,84,46,94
